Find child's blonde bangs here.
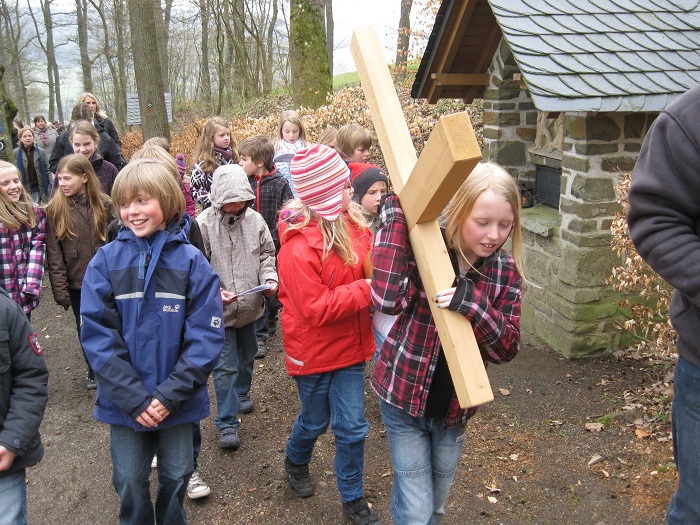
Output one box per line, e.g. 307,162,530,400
112,159,185,222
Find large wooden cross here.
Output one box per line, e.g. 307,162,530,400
351,27,493,407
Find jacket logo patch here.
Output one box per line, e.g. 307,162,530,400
28,333,43,356
211,316,222,328
162,304,181,313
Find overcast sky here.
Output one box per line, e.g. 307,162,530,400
332,1,402,73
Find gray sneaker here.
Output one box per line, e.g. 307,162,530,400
187,471,211,499
218,427,240,449
238,394,254,414
255,340,267,359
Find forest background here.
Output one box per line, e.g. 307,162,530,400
0,0,437,140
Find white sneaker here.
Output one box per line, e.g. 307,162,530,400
151,455,157,469
187,471,211,499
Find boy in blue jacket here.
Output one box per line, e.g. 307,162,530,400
80,158,225,525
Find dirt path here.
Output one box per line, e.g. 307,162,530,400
27,289,674,524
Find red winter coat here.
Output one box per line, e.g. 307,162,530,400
278,210,374,375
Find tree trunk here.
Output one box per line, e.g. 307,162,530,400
199,0,212,107
0,65,15,162
395,0,412,81
152,0,171,91
127,0,170,141
263,0,277,95
289,0,331,109
44,0,63,122
325,0,333,77
76,0,92,92
26,0,55,120
114,0,127,130
90,0,122,131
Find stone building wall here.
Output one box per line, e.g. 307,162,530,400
481,39,656,358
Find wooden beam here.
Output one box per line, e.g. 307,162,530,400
351,26,493,408
431,73,490,86
400,113,481,226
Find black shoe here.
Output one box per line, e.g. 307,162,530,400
284,456,314,498
342,497,381,525
255,340,267,359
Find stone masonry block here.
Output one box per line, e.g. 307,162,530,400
574,143,619,156
624,113,646,139
561,229,613,247
558,244,620,287
559,197,620,218
562,154,590,174
516,127,537,141
601,156,637,173
571,175,616,201
490,140,526,165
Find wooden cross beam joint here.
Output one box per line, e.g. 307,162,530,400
351,26,493,408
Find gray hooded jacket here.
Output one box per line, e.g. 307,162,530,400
197,164,277,328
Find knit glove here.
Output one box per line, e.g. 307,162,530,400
448,275,474,315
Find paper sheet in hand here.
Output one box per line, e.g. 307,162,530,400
228,284,272,300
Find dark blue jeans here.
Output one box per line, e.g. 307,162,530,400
285,362,369,503
667,356,700,524
110,423,193,525
255,294,280,342
213,324,257,429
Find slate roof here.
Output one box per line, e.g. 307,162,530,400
413,0,700,112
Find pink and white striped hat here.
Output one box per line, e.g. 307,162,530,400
290,143,349,222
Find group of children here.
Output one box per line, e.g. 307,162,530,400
0,107,525,525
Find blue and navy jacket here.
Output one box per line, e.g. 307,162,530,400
80,216,224,430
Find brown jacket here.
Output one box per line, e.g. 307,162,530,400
46,194,114,308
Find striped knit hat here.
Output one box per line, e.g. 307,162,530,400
290,143,349,222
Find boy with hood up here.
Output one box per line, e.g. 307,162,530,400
197,164,278,450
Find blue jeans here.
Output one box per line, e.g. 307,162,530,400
0,469,27,525
379,399,465,525
213,324,257,429
30,187,40,204
192,421,201,471
110,423,193,525
286,362,369,503
255,294,280,342
372,326,386,364
667,356,700,524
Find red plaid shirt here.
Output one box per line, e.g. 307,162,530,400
0,204,46,315
370,195,522,428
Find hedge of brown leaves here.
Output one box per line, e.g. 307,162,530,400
608,171,676,356
122,80,483,175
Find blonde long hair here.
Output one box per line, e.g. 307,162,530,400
0,161,37,230
442,162,526,279
46,154,110,241
274,110,308,150
282,199,368,265
191,117,237,173
79,92,107,119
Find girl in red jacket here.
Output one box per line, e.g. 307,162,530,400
277,144,380,525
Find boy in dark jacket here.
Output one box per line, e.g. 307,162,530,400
239,135,293,357
80,159,224,525
0,286,49,523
